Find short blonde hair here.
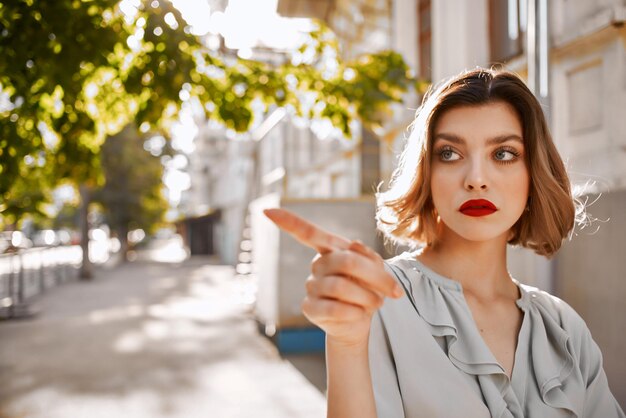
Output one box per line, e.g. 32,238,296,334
376,68,577,257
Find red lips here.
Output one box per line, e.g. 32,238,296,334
459,199,497,217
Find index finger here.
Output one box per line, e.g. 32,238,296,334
263,208,351,254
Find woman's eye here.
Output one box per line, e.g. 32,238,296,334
439,148,460,161
494,149,518,161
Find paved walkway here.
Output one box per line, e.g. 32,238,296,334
0,256,326,418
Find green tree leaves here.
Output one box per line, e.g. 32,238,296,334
0,0,422,227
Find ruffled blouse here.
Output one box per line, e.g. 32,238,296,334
369,253,625,418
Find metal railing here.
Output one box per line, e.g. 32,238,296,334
0,246,82,319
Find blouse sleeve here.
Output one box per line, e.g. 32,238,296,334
578,326,626,417
368,309,405,418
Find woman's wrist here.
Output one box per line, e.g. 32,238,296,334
326,333,370,353
326,332,377,418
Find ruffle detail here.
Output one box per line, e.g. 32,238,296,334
387,253,580,417
389,258,504,377
517,283,580,416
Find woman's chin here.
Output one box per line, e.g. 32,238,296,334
439,223,512,245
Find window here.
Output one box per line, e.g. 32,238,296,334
489,0,526,64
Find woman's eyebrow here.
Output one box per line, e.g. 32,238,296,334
434,133,524,145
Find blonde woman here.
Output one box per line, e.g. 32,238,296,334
264,68,624,417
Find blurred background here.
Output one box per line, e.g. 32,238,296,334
0,0,624,416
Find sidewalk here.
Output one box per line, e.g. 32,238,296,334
0,256,326,418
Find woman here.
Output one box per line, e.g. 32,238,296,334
264,68,624,417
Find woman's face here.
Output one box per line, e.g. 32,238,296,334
429,101,530,243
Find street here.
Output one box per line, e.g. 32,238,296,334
0,255,326,418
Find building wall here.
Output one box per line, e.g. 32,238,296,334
186,110,363,266
549,1,626,408
431,0,489,81
380,0,421,202
250,196,380,329
554,190,626,406
328,0,392,60
183,121,253,265
551,18,626,190
259,113,361,200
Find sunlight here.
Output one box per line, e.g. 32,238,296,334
163,169,191,206
169,0,313,52
90,304,145,324
118,0,141,23
170,0,212,35
142,234,189,262
114,330,145,353
171,110,197,154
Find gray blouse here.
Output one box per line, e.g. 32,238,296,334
369,253,625,418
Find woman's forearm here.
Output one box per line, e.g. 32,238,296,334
326,336,378,418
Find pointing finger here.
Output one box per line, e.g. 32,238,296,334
263,208,351,254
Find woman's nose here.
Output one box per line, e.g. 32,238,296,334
463,159,488,190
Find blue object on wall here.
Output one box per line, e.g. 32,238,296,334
275,327,325,354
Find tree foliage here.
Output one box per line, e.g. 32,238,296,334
93,125,167,249
0,0,421,225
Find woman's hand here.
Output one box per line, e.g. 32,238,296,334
264,208,404,347
305,240,404,346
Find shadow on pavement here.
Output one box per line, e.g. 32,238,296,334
0,256,326,418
